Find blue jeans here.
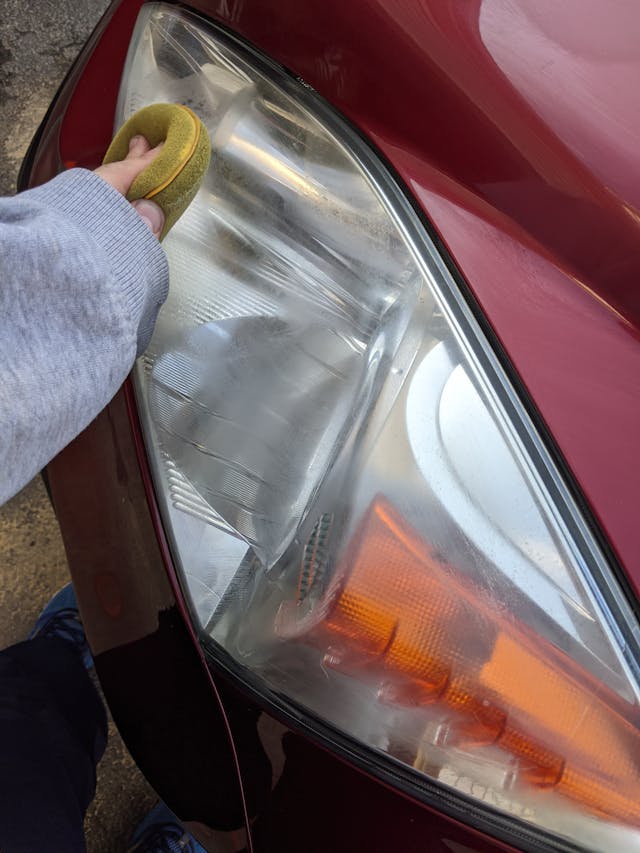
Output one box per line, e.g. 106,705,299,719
0,636,107,852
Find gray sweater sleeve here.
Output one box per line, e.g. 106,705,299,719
0,168,169,504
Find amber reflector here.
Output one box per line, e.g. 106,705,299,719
303,497,640,824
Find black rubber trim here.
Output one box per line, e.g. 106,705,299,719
18,97,56,191
419,211,640,627
201,636,580,853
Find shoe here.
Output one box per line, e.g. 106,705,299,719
28,583,93,669
127,801,206,853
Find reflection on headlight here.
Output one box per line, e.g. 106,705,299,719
121,5,640,849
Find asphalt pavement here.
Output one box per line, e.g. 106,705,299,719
1,1,156,848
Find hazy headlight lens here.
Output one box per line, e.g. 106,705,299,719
122,5,640,849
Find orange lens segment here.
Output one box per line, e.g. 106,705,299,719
302,497,640,824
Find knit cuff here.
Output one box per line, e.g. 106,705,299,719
25,169,169,355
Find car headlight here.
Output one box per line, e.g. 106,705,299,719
121,4,640,849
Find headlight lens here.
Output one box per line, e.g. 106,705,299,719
122,4,640,849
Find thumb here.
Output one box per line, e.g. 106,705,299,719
131,199,165,239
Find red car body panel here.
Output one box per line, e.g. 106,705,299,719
21,0,640,850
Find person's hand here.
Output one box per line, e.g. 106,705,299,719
94,135,165,238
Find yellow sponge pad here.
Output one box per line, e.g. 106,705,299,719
103,103,211,240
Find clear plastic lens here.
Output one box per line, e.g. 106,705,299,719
123,5,420,569
125,5,640,849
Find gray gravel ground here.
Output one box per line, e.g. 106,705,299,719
0,1,157,849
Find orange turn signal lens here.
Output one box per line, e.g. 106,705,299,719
302,497,640,824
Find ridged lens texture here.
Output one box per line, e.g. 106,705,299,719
124,6,640,850
296,499,640,824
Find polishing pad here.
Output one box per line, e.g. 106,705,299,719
103,103,211,240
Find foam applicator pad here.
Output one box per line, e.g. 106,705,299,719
102,103,211,240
